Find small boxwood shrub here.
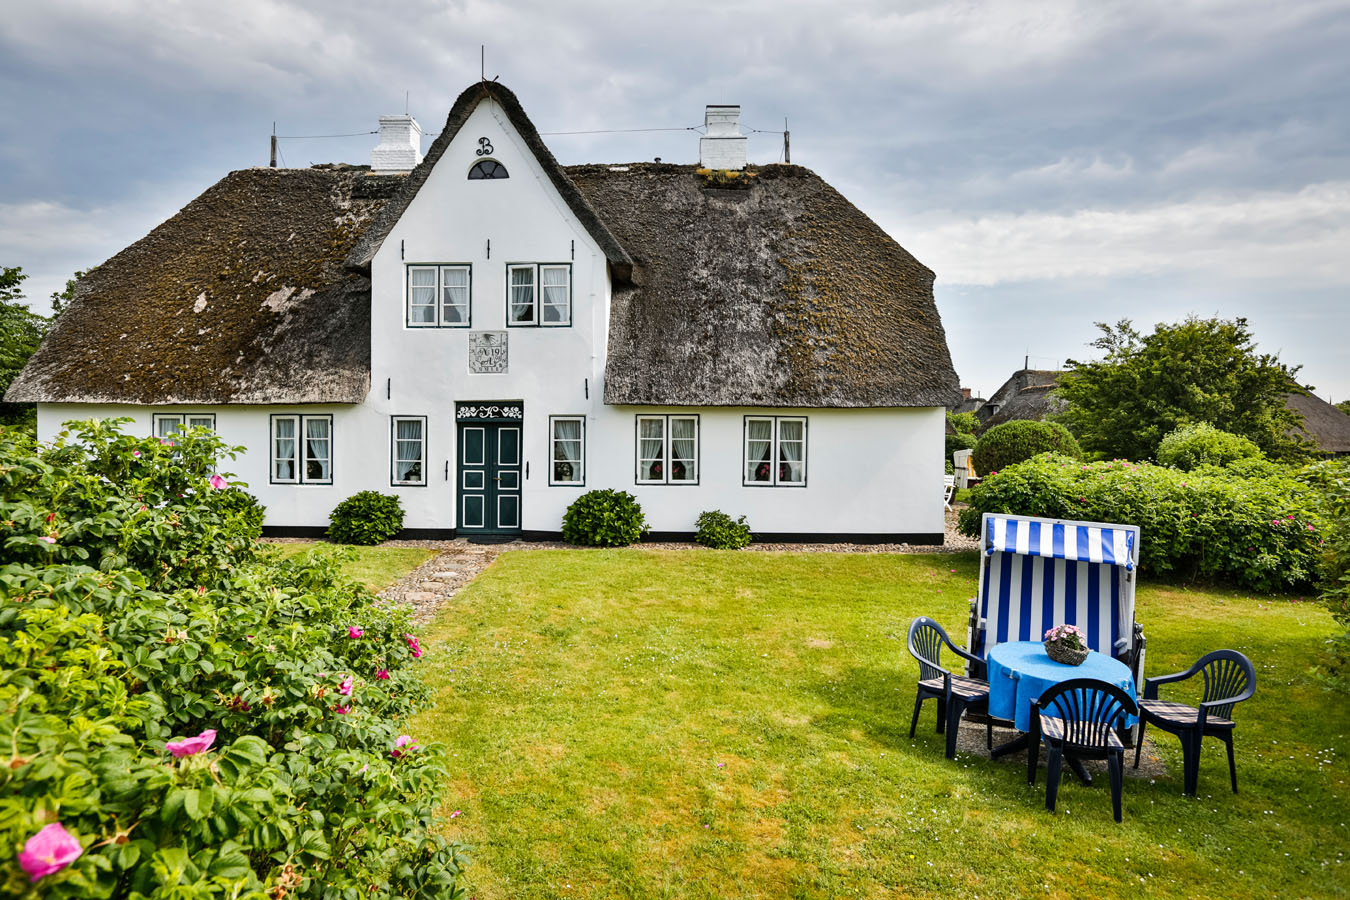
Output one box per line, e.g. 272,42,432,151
328,490,404,545
971,420,1081,476
959,453,1320,591
562,489,647,547
1157,422,1264,470
695,510,752,549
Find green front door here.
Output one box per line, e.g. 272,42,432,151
458,421,522,535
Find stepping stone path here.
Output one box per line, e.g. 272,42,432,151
377,539,534,624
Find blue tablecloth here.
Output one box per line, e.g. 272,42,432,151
987,641,1136,732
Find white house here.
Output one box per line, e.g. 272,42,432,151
8,81,960,543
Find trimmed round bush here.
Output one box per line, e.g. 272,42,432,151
1157,422,1264,471
971,420,1082,476
328,490,404,545
695,510,752,549
562,489,647,547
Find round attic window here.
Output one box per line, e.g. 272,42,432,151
468,159,509,180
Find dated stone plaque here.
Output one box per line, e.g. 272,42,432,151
468,331,508,374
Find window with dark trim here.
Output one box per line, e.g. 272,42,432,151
271,414,333,485
407,264,471,327
506,263,571,327
636,414,699,484
744,416,807,486
550,416,585,485
391,416,427,486
153,413,216,438
468,159,508,179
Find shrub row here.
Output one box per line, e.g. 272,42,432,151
958,453,1322,592
0,422,465,898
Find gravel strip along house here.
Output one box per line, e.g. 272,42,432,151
8,80,960,543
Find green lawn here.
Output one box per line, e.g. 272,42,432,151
411,550,1348,900
267,541,434,592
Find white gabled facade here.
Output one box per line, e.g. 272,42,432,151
34,92,949,543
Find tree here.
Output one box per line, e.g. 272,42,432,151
0,266,50,427
1337,400,1350,417
49,269,87,319
1055,316,1309,462
945,410,979,466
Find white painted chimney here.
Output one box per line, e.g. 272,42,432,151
699,105,746,170
371,115,423,174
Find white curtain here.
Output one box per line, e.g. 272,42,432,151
670,418,696,481
746,419,772,481
274,418,296,480
441,267,468,324
553,419,582,482
638,418,664,480
305,418,330,481
541,266,569,323
409,267,436,323
510,267,535,323
777,419,804,483
395,419,423,482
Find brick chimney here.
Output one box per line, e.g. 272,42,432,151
961,387,972,400
699,105,746,170
371,115,423,174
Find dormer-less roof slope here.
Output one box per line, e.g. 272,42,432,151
347,81,636,283
1285,390,1350,454
570,163,960,407
7,166,401,405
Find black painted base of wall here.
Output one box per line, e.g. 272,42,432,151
262,527,946,547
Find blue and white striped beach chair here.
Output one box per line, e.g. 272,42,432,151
967,513,1145,686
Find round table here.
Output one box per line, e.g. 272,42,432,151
987,641,1136,733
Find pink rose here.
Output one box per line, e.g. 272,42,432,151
39,536,57,544
18,822,83,882
338,676,353,696
348,626,364,639
165,729,217,758
404,633,422,658
376,669,390,680
391,735,418,758
208,474,228,490
334,705,352,715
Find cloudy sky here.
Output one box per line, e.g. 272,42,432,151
3,0,1347,401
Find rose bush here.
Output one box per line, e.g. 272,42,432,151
0,422,466,898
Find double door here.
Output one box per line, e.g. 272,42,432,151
457,421,522,535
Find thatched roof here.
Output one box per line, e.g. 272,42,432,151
573,163,959,408
977,369,1065,427
348,81,636,284
7,165,399,405
9,83,959,409
1286,391,1350,454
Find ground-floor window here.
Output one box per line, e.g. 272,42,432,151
153,413,216,438
550,416,585,485
636,414,699,484
744,416,807,486
391,416,426,486
272,414,332,484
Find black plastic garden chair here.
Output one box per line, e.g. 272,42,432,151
907,616,991,759
1133,649,1255,795
1027,678,1138,823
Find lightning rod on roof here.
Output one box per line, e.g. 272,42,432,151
270,122,277,168
784,117,790,164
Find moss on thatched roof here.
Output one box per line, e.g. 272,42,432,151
7,165,399,405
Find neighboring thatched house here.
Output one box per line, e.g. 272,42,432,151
7,80,960,541
976,369,1067,428
1285,391,1350,456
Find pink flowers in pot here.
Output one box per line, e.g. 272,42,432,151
1043,623,1086,650
18,822,83,882
165,729,217,758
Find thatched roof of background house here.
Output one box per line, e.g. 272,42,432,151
9,85,959,409
977,369,1066,428
1285,391,1350,455
7,166,400,405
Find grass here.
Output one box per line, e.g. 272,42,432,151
412,550,1348,900
267,541,434,592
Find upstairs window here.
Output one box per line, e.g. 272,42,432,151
636,415,699,484
468,159,508,179
507,264,571,327
153,413,216,438
744,416,807,486
272,414,332,485
408,265,471,327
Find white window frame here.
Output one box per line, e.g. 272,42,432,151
743,416,808,487
391,416,427,487
539,264,571,326
549,416,585,486
506,263,571,327
635,414,699,485
271,414,333,485
406,264,471,328
507,264,536,326
153,413,216,438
